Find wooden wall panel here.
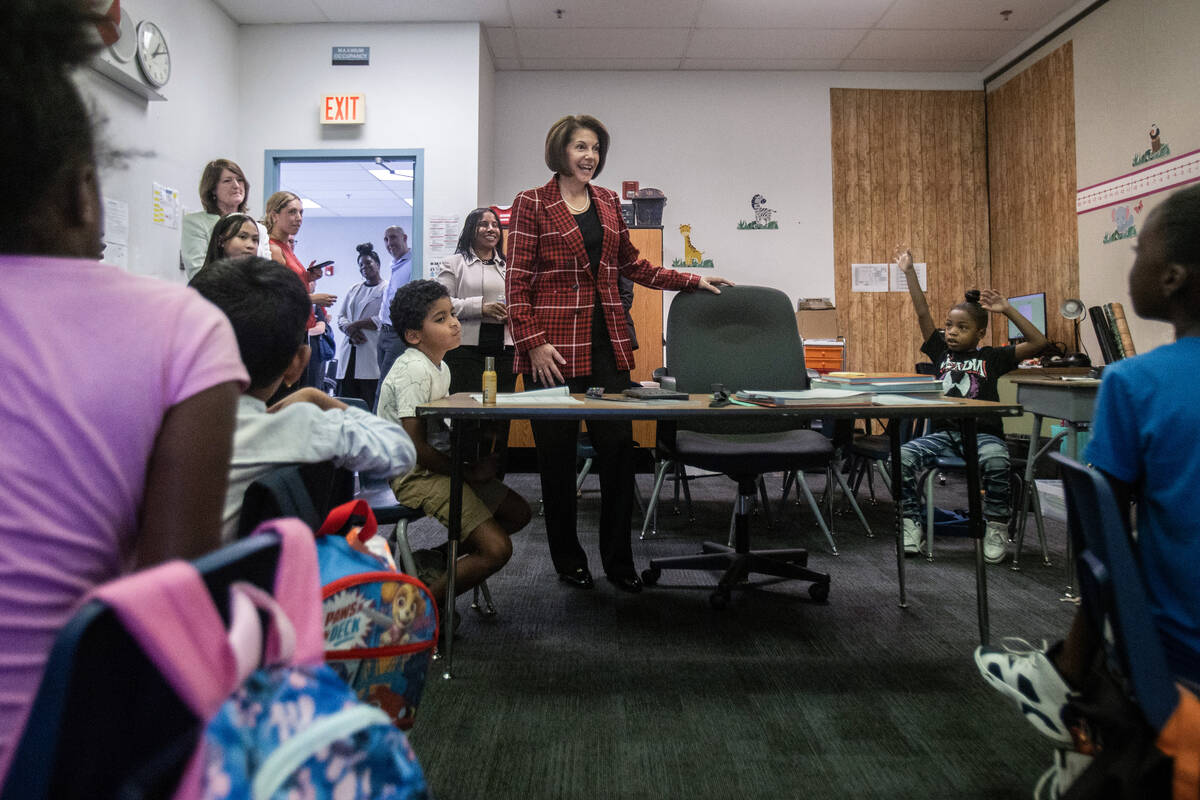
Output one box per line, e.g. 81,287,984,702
831,89,990,372
986,42,1078,351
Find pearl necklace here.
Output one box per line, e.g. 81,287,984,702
563,193,590,214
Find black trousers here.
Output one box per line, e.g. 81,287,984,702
336,346,378,409
529,334,636,578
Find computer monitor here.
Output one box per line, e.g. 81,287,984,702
1006,292,1047,343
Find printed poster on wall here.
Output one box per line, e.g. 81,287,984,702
850,262,927,292
152,182,180,229
425,215,460,280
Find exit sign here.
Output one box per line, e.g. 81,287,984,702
320,94,365,125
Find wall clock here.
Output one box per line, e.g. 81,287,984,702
134,20,171,88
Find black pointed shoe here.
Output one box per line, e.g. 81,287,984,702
558,567,594,588
606,573,643,593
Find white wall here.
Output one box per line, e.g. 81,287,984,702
477,36,496,206
494,70,980,309
236,22,484,281
987,0,1200,356
77,0,239,281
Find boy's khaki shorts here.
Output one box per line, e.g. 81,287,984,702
389,470,508,539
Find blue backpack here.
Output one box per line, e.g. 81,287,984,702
315,500,439,731
203,663,429,799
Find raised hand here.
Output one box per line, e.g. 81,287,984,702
978,289,1009,313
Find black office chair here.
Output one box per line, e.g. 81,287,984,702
641,285,832,607
236,461,354,538
0,534,284,800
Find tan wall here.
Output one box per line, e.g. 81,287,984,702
830,89,990,373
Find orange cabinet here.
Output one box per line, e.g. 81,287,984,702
803,342,846,374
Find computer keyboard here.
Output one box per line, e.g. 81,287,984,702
622,387,689,401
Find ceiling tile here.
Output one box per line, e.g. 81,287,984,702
518,58,685,71
311,0,510,24
849,28,1028,62
686,28,866,60
876,0,1078,31
508,0,703,28
681,57,844,70
696,0,893,29
213,0,327,24
486,27,518,58
516,27,690,59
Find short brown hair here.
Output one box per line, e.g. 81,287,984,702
262,190,300,235
198,158,250,215
544,115,609,179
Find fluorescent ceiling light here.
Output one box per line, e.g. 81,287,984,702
301,198,322,209
368,168,412,182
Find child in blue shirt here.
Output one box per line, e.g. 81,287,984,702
896,249,1047,562
975,184,1200,797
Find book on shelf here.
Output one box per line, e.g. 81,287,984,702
1108,302,1136,357
734,388,873,408
810,378,943,394
1089,305,1119,364
822,372,939,384
1089,303,1136,364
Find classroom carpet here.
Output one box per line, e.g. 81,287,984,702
406,467,1079,800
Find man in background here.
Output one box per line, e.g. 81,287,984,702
376,224,413,389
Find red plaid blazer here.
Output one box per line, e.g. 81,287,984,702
506,175,701,378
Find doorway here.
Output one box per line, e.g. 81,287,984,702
264,149,424,304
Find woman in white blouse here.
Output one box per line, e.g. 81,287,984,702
437,207,516,395
335,242,386,407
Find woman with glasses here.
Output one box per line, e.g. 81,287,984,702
180,159,270,278
335,243,387,407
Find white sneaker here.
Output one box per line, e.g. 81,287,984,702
974,637,1074,744
1033,748,1093,799
902,518,925,555
983,520,1008,564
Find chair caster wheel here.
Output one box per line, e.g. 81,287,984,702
808,581,830,602
640,567,661,586
709,588,730,610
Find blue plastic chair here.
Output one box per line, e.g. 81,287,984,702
1050,452,1181,728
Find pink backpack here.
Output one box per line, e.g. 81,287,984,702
90,519,324,799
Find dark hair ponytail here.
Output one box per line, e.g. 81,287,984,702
953,289,988,329
0,0,103,251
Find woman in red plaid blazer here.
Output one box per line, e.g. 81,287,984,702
506,114,731,593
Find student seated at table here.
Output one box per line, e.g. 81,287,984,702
189,256,416,541
377,280,531,606
895,248,1047,562
975,184,1200,798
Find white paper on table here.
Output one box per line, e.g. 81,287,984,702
468,385,583,405
870,393,949,405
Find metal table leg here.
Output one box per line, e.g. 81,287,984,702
890,422,907,609
960,417,989,645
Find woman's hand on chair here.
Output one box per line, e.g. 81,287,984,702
697,276,734,294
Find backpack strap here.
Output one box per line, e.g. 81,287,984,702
90,561,236,719
252,517,325,665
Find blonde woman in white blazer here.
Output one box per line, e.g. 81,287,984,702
436,207,517,395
